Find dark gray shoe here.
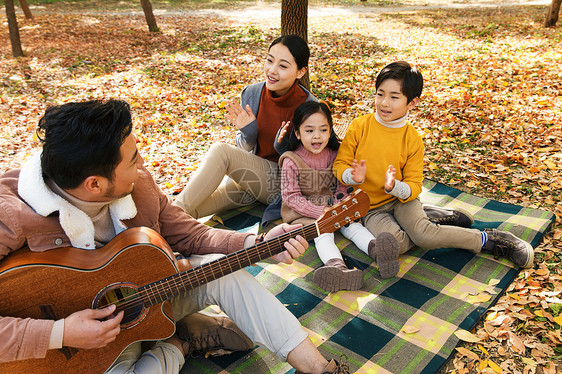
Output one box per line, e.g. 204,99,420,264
368,233,400,279
313,258,363,293
424,205,474,228
482,229,534,269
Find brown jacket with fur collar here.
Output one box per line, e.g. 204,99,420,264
0,155,249,363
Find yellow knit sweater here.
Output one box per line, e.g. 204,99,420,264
333,113,424,209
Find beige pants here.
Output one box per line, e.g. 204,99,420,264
106,254,307,374
175,143,280,218
362,198,483,254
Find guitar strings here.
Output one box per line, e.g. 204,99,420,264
100,223,315,312
102,214,349,313
101,203,360,314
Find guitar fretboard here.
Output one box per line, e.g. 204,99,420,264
140,223,319,306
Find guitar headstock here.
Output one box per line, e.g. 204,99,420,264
316,189,370,235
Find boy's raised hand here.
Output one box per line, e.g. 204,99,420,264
277,121,291,143
384,165,396,192
351,159,367,183
225,100,256,130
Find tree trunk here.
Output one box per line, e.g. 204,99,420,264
18,0,33,19
281,0,310,91
140,0,159,32
5,0,24,57
545,0,561,27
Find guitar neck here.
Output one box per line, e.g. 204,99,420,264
140,222,319,307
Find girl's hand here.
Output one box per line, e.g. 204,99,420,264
225,100,256,130
351,159,367,183
384,165,396,192
277,121,291,143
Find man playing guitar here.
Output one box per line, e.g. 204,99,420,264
0,100,351,374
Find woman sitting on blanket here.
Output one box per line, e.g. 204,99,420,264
278,101,400,292
175,34,317,219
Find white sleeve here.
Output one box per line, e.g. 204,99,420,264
342,168,364,185
386,179,411,200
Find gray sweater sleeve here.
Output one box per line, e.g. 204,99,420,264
235,82,265,153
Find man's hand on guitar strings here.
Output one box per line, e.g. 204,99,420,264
266,223,308,265
62,304,124,350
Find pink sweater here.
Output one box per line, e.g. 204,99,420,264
280,146,346,219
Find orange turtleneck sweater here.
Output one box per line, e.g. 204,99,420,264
255,81,307,162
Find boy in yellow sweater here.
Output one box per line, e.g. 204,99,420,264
333,61,534,278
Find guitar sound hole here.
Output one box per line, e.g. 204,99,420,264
94,283,148,329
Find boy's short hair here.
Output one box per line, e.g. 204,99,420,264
375,61,423,103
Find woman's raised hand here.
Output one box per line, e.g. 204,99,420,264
226,100,256,130
277,121,291,143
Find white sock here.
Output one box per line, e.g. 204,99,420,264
339,222,375,255
314,233,343,264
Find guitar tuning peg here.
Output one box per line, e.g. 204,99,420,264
327,197,333,206
346,186,354,194
344,223,350,227
336,193,344,200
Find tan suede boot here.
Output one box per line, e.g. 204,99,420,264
176,312,253,357
313,258,363,293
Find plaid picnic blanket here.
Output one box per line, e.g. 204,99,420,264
181,179,554,374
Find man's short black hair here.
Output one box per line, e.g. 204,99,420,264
37,99,133,189
375,61,423,103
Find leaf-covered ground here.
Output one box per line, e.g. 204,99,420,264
1,1,560,373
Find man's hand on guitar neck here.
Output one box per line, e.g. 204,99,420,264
62,304,124,350
264,223,308,265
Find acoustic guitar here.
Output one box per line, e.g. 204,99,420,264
0,190,369,373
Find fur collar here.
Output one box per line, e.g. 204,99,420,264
18,153,137,249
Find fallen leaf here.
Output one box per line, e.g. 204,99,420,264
455,347,480,360
509,332,526,354
479,359,489,371
401,325,420,334
471,293,492,303
210,215,224,225
488,359,502,373
455,329,482,343
478,344,489,356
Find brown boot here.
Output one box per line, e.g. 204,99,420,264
295,357,351,373
176,312,253,357
313,258,363,293
368,232,400,279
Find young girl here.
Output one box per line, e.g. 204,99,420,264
175,35,317,220
279,101,400,293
